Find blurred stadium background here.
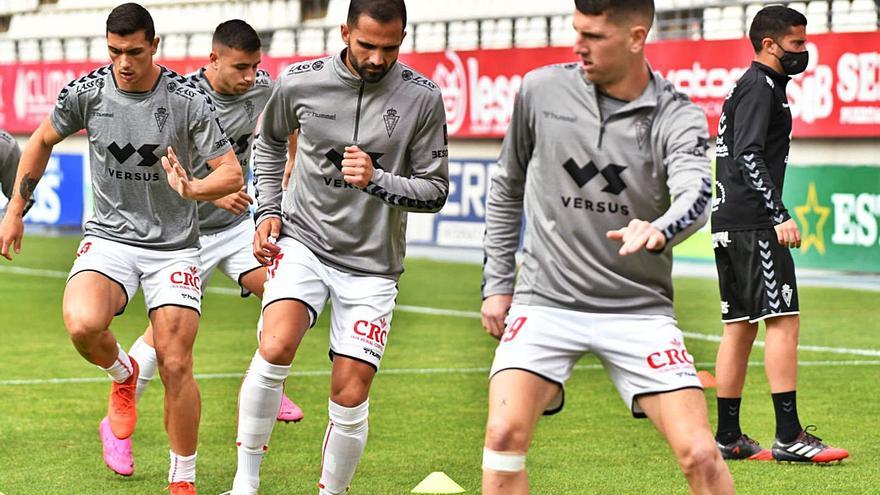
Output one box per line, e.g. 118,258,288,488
0,1,878,494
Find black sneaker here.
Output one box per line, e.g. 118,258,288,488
716,434,773,460
771,425,849,463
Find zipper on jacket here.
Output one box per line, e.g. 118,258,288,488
352,80,365,144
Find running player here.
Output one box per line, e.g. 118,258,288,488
228,1,449,493
98,19,304,478
711,5,848,463
0,4,242,494
480,1,734,493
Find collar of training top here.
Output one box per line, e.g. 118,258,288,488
582,64,660,116
752,60,791,85
333,48,401,90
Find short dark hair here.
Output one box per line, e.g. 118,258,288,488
213,19,262,52
347,0,407,29
749,6,807,53
106,3,155,41
574,0,655,27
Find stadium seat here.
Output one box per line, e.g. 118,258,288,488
88,36,107,62
268,29,295,57
64,38,89,62
515,17,548,48
848,0,878,31
703,5,744,39
161,33,188,60
830,0,851,30
17,38,39,61
448,20,479,50
414,22,446,52
550,14,575,47
41,38,64,61
0,39,17,63
296,27,326,56
806,1,830,34
187,33,213,59
481,18,513,49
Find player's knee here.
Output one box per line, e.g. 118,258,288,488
330,382,370,407
258,339,296,365
484,418,531,452
482,448,526,473
328,399,369,435
62,306,109,342
157,353,194,385
676,439,720,476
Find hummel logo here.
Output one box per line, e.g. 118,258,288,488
728,405,740,416
782,400,793,413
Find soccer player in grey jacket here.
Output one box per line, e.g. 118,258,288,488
230,1,448,494
0,4,242,494
480,1,733,494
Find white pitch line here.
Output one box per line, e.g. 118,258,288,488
2,360,879,387
3,265,880,357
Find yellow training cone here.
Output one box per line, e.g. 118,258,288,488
411,472,466,493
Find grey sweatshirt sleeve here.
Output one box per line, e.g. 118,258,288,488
651,101,713,250
253,78,299,225
365,93,449,212
482,88,534,298
0,138,21,201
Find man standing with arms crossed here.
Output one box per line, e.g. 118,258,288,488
99,18,303,478
480,1,734,493
711,5,848,463
0,4,242,494
228,1,448,493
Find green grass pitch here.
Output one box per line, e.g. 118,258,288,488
0,235,877,494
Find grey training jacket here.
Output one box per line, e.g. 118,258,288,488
482,62,712,317
253,51,449,280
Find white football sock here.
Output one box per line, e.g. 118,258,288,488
99,343,134,383
231,446,264,495
129,336,157,402
319,399,369,495
168,450,196,483
233,351,290,491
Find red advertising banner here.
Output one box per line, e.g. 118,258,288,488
0,31,877,137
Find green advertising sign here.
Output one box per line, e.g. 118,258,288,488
674,165,880,273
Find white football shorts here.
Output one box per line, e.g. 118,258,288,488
199,218,262,296
261,237,398,370
490,304,702,418
68,236,202,315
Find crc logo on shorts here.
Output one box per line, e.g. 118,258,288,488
352,317,389,349
170,266,201,293
645,339,694,371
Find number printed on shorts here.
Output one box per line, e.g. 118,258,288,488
76,242,92,258
267,253,284,279
502,316,527,342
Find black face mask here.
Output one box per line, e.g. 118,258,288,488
775,46,809,75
